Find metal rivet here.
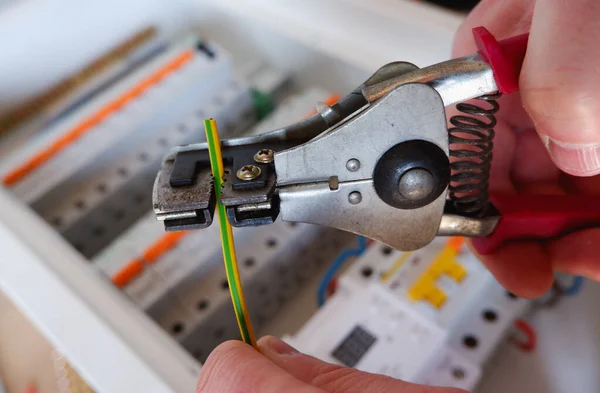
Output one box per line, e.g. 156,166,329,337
254,149,274,164
398,168,435,201
346,158,360,172
452,368,465,380
237,165,261,181
348,191,362,205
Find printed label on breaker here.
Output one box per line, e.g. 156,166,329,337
331,325,377,367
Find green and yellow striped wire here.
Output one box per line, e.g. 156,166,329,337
204,118,257,348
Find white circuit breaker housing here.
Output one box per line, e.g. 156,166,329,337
286,238,530,391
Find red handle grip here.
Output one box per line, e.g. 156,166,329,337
473,27,529,94
472,194,600,255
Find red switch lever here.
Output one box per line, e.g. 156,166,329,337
472,194,600,255
473,26,529,94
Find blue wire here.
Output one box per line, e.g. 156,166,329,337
317,236,367,307
563,276,584,297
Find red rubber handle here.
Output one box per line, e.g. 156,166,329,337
473,26,529,94
472,194,600,255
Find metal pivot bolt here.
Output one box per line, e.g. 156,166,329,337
254,149,274,164
398,168,435,201
237,165,261,181
346,158,360,172
373,140,449,210
348,191,362,205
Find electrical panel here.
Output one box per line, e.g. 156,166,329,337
3,3,582,393
0,27,359,370
285,238,530,391
1,38,254,258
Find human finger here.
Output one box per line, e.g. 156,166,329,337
452,0,534,58
258,336,466,393
511,128,561,188
548,229,600,281
455,0,600,176
488,119,517,194
471,240,553,298
452,0,535,131
460,115,551,298
520,0,600,176
196,340,325,393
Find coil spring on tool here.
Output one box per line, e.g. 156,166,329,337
448,93,501,216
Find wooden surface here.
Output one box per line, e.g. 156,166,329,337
0,291,58,393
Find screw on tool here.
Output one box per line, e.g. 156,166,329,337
237,165,262,181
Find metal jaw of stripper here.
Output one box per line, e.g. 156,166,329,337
152,27,530,252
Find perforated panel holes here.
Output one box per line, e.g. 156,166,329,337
92,226,106,237
506,291,518,300
381,246,393,256
50,217,63,228
482,309,498,323
96,183,108,194
451,367,466,380
278,265,289,277
197,299,209,311
244,257,256,268
157,137,169,148
113,209,126,221
193,350,203,361
462,335,479,349
74,200,86,210
196,41,216,58
177,124,188,134
221,279,229,290
74,243,85,253
361,266,374,278
138,152,150,162
266,238,278,248
213,327,225,339
171,322,185,335
257,285,268,297
117,167,129,177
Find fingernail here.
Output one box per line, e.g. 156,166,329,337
260,336,299,355
545,137,600,176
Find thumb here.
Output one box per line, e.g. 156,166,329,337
258,336,465,393
520,0,600,176
197,340,323,393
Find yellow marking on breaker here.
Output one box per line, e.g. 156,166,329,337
429,247,467,282
408,238,467,309
424,286,447,309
